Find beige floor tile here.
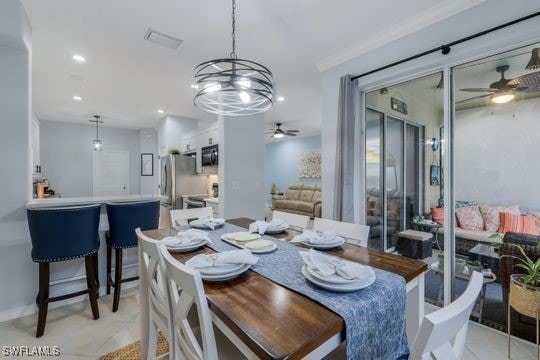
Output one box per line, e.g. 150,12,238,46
96,322,140,356
462,346,480,360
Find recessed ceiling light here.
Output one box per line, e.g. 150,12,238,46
72,54,86,62
157,109,164,114
72,96,82,101
277,96,285,102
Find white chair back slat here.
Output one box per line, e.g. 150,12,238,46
136,228,174,360
272,210,310,231
410,271,484,360
160,243,219,360
313,218,370,247
170,207,213,227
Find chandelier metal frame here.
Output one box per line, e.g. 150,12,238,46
192,0,274,116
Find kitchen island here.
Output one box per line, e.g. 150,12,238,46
26,194,165,209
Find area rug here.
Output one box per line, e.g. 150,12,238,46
99,332,168,360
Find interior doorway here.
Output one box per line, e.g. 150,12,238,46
92,150,130,196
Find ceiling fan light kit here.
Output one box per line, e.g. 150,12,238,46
525,48,540,70
266,123,300,139
192,0,274,116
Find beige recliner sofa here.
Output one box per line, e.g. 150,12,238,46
271,184,322,218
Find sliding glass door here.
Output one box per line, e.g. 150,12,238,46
364,108,424,251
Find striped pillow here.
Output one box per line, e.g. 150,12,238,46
499,212,537,235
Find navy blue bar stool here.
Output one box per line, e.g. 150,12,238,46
27,204,101,338
105,201,160,312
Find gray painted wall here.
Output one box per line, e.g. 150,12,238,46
0,0,34,320
39,120,142,197
455,99,540,210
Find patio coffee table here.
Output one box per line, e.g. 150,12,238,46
430,261,496,323
468,243,500,283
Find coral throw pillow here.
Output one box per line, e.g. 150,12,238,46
530,212,540,236
455,206,484,231
479,204,520,232
431,207,444,225
499,212,537,235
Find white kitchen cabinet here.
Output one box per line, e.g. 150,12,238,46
31,117,41,175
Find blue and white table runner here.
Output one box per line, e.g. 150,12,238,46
179,223,409,360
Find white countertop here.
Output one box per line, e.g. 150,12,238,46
26,194,166,208
203,197,219,205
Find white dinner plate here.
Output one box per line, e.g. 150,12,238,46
201,263,251,282
164,238,208,253
305,264,357,284
264,224,290,234
222,232,261,242
198,263,245,275
189,219,225,230
302,265,376,292
220,236,278,254
301,236,345,249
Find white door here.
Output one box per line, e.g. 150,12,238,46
93,150,129,196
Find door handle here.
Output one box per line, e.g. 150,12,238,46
123,186,126,190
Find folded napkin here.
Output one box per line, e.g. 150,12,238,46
198,216,225,230
186,249,258,269
291,230,337,245
248,218,286,235
300,249,363,280
163,229,211,247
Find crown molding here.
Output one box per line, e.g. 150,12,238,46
316,0,488,72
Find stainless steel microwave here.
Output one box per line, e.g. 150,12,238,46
201,144,218,166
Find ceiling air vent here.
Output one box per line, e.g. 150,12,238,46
144,28,183,50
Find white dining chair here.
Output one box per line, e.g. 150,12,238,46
159,244,246,360
410,271,484,360
272,210,310,231
136,228,174,360
313,218,370,247
170,207,213,227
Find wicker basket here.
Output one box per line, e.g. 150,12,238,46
510,274,540,318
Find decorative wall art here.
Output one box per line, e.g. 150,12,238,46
299,150,321,178
141,153,154,176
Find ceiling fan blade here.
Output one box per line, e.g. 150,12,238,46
285,129,300,132
284,131,298,135
285,133,297,137
264,130,276,134
459,88,497,93
508,71,540,92
456,94,492,104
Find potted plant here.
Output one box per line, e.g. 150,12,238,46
504,244,540,320
168,148,181,155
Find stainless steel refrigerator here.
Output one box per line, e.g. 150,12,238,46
160,155,208,209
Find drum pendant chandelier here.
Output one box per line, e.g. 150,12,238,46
192,0,274,116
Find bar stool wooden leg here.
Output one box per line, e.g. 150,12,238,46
36,262,49,338
93,253,100,297
106,246,112,295
85,255,100,320
508,303,511,359
112,248,123,312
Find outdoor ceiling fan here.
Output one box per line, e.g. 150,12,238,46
265,123,299,139
458,65,540,104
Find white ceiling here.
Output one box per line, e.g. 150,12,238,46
22,0,486,133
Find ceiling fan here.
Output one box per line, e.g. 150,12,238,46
265,123,299,139
458,65,540,104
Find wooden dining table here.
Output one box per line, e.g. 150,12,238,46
139,218,427,359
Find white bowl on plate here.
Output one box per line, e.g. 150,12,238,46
164,238,208,253
200,263,251,282
301,265,376,292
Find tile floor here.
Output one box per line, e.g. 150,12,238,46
0,288,536,359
